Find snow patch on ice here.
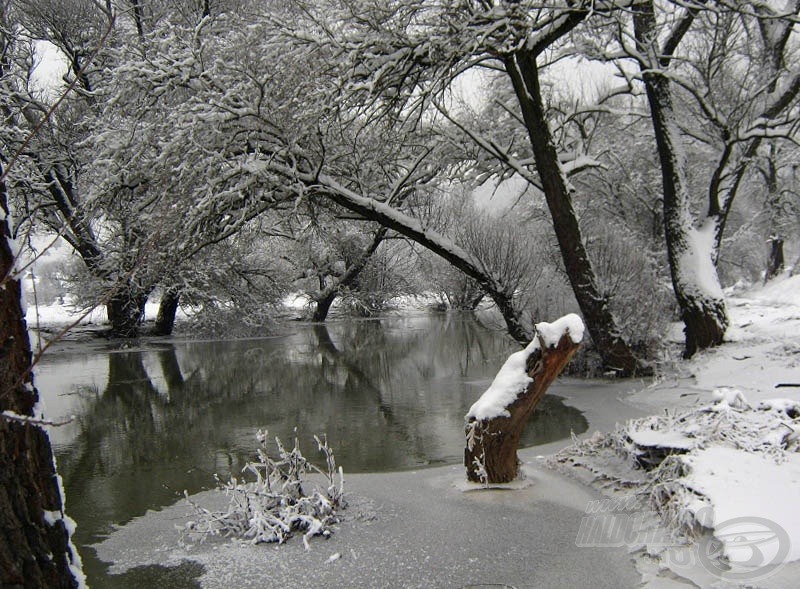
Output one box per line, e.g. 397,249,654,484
626,428,695,451
711,386,750,409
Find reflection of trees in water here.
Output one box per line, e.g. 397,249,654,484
54,315,586,553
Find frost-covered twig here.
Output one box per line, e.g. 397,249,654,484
184,431,345,548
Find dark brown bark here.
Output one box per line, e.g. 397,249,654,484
465,332,581,484
154,288,180,336
1,168,80,587
503,52,648,376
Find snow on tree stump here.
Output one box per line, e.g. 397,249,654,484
464,314,584,484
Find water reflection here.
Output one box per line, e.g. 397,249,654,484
36,314,587,588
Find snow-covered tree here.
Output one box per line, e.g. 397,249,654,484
623,0,800,356
267,0,650,374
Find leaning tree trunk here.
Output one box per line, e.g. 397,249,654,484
154,288,180,336
465,315,583,484
1,173,82,587
504,52,647,377
312,290,337,322
309,226,388,323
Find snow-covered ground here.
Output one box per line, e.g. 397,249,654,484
554,273,800,588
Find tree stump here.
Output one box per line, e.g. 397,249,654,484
465,315,583,484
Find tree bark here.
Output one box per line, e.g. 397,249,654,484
503,52,648,376
154,288,180,336
465,330,581,484
1,170,81,587
312,290,337,322
107,286,149,338
766,236,785,282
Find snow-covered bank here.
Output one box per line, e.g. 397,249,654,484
554,274,800,588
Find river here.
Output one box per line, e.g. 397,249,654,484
35,313,589,588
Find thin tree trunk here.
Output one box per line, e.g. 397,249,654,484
308,226,388,323
1,169,81,587
467,291,485,311
503,52,647,376
465,325,581,484
312,290,337,322
154,288,180,336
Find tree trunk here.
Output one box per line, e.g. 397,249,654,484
634,4,728,358
467,291,485,311
503,52,647,376
312,290,337,322
1,172,82,587
465,323,582,484
680,292,728,358
765,236,785,282
107,286,149,338
154,288,180,336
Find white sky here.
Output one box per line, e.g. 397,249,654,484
31,40,67,96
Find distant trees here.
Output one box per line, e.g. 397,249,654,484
624,0,800,355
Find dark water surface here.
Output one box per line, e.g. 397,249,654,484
35,314,588,588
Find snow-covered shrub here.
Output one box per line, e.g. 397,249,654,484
556,390,800,540
184,431,345,549
584,224,673,359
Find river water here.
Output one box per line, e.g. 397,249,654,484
34,313,588,588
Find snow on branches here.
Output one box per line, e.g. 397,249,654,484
184,431,345,549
